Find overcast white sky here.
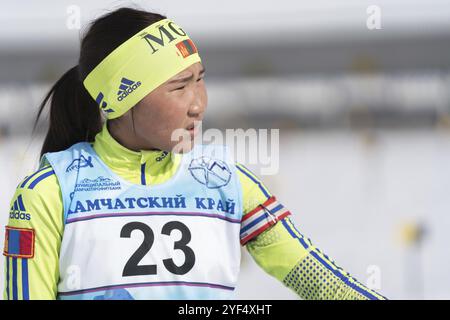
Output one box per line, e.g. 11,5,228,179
1,0,450,49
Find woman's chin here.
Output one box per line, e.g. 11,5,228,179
170,138,195,154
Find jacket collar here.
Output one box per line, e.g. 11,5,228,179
92,122,181,185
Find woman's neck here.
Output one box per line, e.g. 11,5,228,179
107,119,156,152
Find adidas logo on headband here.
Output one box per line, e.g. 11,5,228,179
117,77,142,101
83,19,201,120
95,92,114,113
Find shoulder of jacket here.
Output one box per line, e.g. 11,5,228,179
16,165,60,194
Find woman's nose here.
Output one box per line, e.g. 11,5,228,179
188,95,206,118
188,78,207,116
188,103,204,118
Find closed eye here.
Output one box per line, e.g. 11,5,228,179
173,85,186,91
172,75,204,91
173,79,203,91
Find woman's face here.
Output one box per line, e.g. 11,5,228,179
113,62,207,153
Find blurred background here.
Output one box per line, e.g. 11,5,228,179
1,0,450,299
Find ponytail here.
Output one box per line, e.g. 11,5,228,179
34,66,102,157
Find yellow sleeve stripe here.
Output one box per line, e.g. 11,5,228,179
283,217,313,249
282,217,387,300
19,166,54,190
235,163,271,199
4,257,30,300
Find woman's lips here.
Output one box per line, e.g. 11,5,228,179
185,122,201,137
188,127,196,137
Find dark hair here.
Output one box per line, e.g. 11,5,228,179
34,7,166,157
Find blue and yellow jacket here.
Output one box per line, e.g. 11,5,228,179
3,122,386,300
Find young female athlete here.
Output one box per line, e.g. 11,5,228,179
2,7,386,300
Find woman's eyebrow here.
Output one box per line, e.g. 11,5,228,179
168,67,206,84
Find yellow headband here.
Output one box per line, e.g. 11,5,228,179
83,18,201,119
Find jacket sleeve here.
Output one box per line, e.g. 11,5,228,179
3,165,63,300
246,216,386,300
236,163,386,300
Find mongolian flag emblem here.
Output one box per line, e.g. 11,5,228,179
176,39,198,58
3,226,35,258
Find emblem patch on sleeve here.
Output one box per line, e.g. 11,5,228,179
3,226,35,258
240,196,292,245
